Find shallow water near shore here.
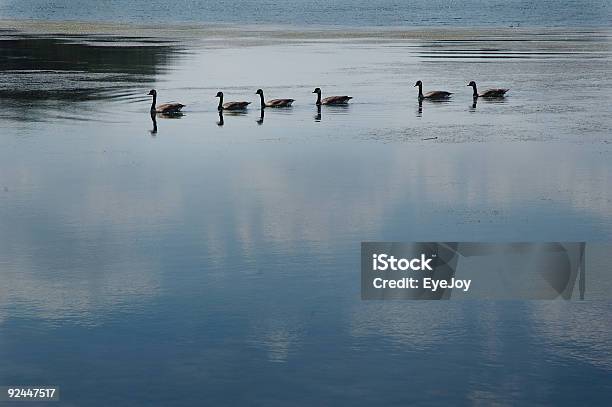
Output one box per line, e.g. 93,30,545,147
1,22,612,406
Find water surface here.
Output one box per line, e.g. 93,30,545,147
0,23,611,406
0,0,611,27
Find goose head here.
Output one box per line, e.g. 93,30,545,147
148,89,157,96
255,89,263,95
414,81,422,88
215,91,223,98
467,81,478,97
312,87,322,94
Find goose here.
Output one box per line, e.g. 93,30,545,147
255,89,294,108
216,91,250,111
468,81,509,98
414,81,452,101
312,88,352,105
148,89,185,114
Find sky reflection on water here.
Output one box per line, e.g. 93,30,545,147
0,25,611,406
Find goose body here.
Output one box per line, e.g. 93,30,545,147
155,103,185,114
468,81,509,98
414,81,452,100
312,88,352,105
223,101,251,110
216,91,250,111
255,89,294,108
265,99,295,108
148,89,185,114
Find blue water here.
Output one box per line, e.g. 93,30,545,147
0,9,612,407
0,0,611,27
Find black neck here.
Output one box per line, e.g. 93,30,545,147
150,94,157,111
218,94,223,110
316,92,321,105
259,93,265,108
471,84,478,98
417,84,423,99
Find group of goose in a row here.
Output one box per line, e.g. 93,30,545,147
148,81,509,114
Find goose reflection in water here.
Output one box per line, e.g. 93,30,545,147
417,97,452,118
149,111,157,135
318,103,350,122
470,97,478,111
482,97,509,105
257,108,265,125
217,109,249,127
470,94,508,112
149,110,185,134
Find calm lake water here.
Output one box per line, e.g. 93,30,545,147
1,16,612,407
0,0,611,27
